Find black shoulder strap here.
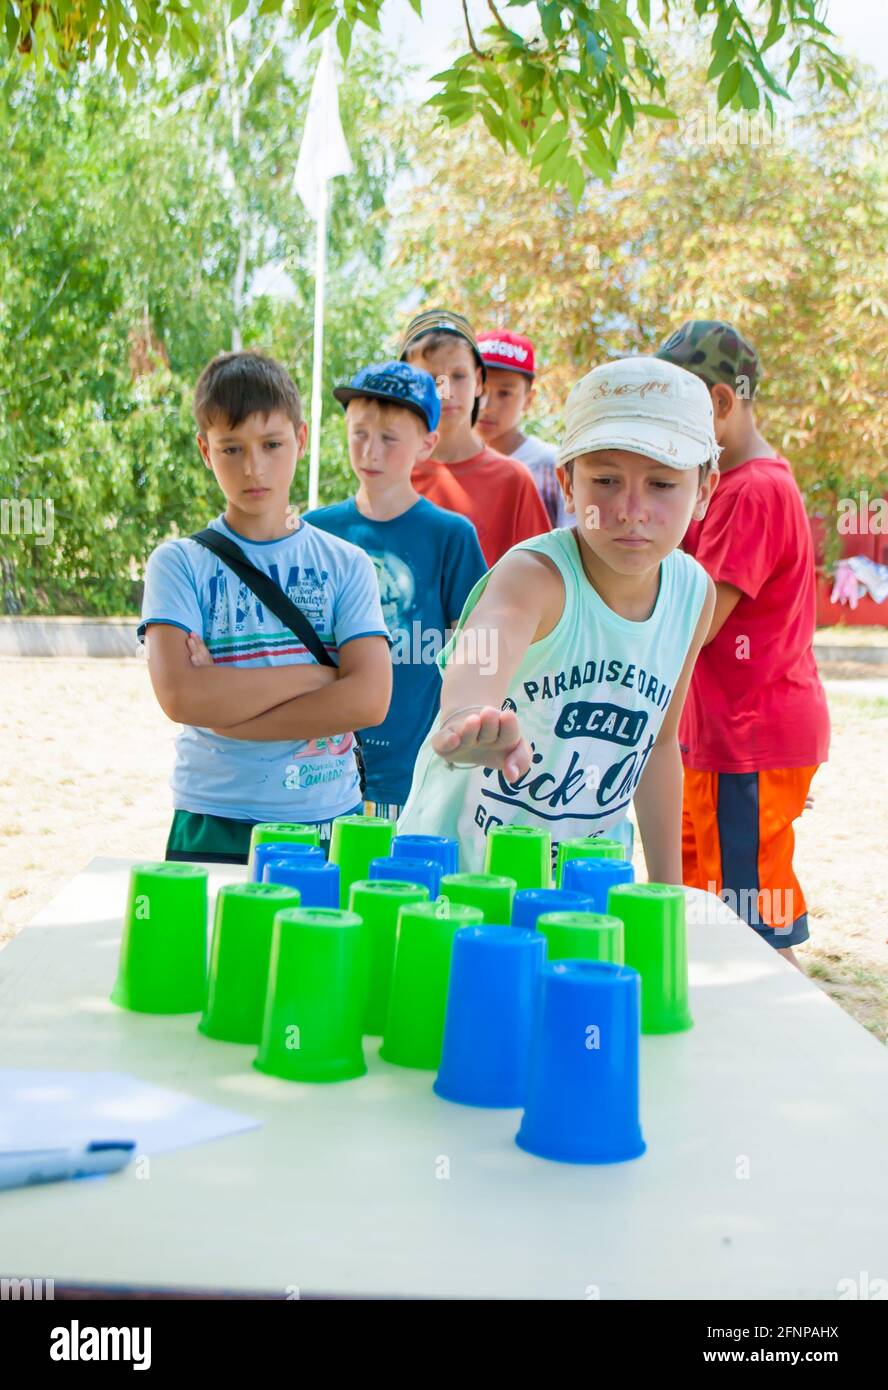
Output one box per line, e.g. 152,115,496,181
189,526,366,795
190,528,336,668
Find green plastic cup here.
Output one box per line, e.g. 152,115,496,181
329,815,395,908
248,823,321,875
483,825,552,890
254,907,369,1082
438,872,517,924
536,910,625,964
348,880,430,1033
111,863,208,1014
380,901,484,1070
555,837,626,886
199,883,301,1044
607,883,692,1034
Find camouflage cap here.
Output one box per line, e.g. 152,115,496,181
654,320,760,398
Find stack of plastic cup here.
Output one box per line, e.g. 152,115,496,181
438,872,517,925
536,910,624,964
607,883,693,1034
379,901,484,1070
370,855,442,900
484,825,552,890
392,834,459,876
200,883,301,1043
516,961,646,1164
555,836,625,886
348,880,429,1033
561,857,635,911
111,863,208,1014
252,841,325,884
434,925,546,1108
254,907,369,1082
248,823,321,876
262,857,340,907
329,815,395,908
511,887,594,931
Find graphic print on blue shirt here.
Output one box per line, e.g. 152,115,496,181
304,497,486,803
137,514,389,822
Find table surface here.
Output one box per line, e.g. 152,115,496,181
1,856,886,1300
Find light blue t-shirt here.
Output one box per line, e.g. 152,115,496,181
137,514,389,823
304,497,486,804
398,528,709,872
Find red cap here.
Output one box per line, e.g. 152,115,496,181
477,330,536,378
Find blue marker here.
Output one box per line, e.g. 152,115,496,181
0,1141,136,1192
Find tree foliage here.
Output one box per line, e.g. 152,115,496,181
0,20,410,613
395,42,888,509
1,1,852,188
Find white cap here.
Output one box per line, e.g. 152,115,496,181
558,356,721,471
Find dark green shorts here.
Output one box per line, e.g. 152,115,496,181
165,804,363,866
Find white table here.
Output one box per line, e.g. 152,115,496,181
1,856,886,1299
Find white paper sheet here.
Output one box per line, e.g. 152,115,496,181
0,1069,260,1156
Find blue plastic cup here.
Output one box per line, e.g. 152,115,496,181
561,857,635,912
392,835,459,877
515,960,646,1164
370,855,442,900
262,858,340,908
434,925,546,1108
511,887,594,932
252,841,325,884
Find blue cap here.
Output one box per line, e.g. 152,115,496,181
332,360,441,432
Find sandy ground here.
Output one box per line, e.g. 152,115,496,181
1,656,886,1042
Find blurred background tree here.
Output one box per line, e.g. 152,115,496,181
396,40,888,517
0,12,410,613
0,8,882,614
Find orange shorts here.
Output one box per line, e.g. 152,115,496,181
682,766,818,948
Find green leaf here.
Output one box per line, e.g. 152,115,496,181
539,2,562,43
635,103,678,120
786,45,802,84
230,0,249,21
638,0,651,27
406,0,422,14
739,67,759,111
618,86,634,132
538,142,570,187
717,62,743,107
480,104,508,150
565,156,585,204
707,39,735,81
530,117,569,168
336,18,351,63
761,21,785,53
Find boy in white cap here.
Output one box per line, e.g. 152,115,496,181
397,357,719,881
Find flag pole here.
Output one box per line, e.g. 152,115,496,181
307,177,328,512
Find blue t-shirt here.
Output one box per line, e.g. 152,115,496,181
137,513,389,823
304,497,487,803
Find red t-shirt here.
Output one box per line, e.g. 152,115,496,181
411,446,551,566
680,455,830,773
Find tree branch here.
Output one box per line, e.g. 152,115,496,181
15,269,70,343
241,4,291,101
463,0,484,58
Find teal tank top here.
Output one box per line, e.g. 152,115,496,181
397,527,709,872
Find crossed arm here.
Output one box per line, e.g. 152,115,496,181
144,623,391,740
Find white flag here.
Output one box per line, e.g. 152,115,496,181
294,32,353,221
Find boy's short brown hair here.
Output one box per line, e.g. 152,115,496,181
194,350,302,435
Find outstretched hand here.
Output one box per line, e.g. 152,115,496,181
432,706,532,784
